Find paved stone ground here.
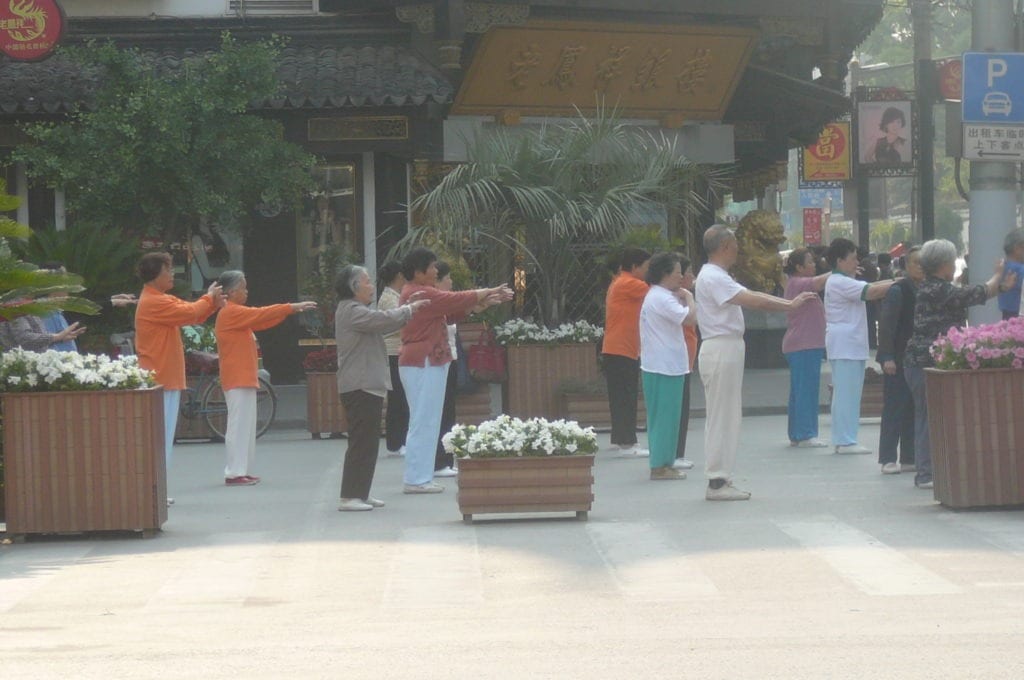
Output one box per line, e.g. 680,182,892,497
3,413,1024,679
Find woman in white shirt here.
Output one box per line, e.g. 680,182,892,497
824,238,895,455
639,252,698,481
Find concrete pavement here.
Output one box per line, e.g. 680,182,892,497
3,410,1024,679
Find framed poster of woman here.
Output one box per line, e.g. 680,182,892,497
856,99,915,173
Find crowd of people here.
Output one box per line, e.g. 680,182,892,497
2,225,1019,509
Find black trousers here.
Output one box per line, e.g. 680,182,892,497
385,355,409,452
339,390,384,500
878,366,915,465
434,361,457,471
675,372,692,459
603,354,640,446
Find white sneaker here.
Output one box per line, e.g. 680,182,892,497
363,497,386,508
387,446,406,458
434,466,458,477
672,458,695,470
338,498,373,511
795,438,829,448
403,482,444,494
835,444,873,455
881,462,901,474
705,482,751,501
618,445,650,458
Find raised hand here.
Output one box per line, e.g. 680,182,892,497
291,301,317,313
407,298,431,313
791,291,818,307
110,293,138,308
206,281,227,307
57,322,87,342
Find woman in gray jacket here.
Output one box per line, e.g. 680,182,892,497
334,264,429,511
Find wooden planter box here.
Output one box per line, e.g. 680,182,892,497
457,454,595,522
560,392,647,430
455,387,493,426
505,343,599,419
2,388,167,537
925,367,1024,509
306,371,348,439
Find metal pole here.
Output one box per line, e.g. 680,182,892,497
969,0,1018,325
854,85,871,250
913,0,936,241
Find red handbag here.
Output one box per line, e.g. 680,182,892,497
467,328,507,383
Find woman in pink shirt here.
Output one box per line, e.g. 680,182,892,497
397,247,513,493
782,248,829,448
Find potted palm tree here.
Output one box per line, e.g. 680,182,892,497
408,109,722,420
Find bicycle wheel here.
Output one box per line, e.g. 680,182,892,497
202,378,278,440
255,377,277,439
201,379,230,439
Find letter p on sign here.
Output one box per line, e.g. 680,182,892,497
989,58,1008,87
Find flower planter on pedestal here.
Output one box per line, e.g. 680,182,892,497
2,388,167,537
925,367,1024,509
456,454,594,522
306,371,348,439
505,343,599,419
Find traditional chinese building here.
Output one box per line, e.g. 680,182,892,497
0,0,883,380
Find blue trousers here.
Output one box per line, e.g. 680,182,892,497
642,371,685,470
904,366,932,485
399,360,450,486
163,389,180,469
785,348,824,443
830,359,865,447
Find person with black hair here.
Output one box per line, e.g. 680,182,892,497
432,260,463,478
867,106,908,165
601,247,652,457
782,248,829,448
639,252,696,480
824,238,896,455
376,259,409,457
398,247,513,494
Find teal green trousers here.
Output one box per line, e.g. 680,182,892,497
641,371,686,469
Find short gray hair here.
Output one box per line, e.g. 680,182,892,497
919,239,958,276
335,264,369,300
703,224,736,256
1004,228,1024,254
217,270,246,293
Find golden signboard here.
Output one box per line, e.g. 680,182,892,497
452,22,758,121
802,122,852,182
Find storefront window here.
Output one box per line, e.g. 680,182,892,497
297,163,359,290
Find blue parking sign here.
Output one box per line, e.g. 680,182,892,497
963,52,1024,124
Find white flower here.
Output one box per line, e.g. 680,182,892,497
0,349,156,393
444,415,598,459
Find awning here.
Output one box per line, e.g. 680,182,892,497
0,43,454,115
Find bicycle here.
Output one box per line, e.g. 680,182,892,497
179,350,278,440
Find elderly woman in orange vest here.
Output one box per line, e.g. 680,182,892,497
135,252,224,504
215,270,316,486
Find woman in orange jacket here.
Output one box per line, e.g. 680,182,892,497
214,270,316,486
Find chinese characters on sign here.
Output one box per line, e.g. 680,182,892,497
801,122,852,182
963,123,1024,161
0,0,63,61
454,24,757,120
803,208,823,246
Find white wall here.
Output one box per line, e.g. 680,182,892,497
62,0,224,17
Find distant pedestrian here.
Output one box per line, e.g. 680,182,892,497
639,252,697,480
674,260,698,470
335,265,429,511
695,225,818,501
377,260,409,457
998,229,1024,319
876,246,922,475
601,247,651,457
781,248,829,448
135,252,224,505
824,238,896,456
903,240,1014,490
214,270,316,487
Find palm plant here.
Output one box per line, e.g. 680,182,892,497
408,109,725,325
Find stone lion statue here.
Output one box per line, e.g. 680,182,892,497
733,209,785,295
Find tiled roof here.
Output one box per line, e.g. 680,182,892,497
0,44,454,115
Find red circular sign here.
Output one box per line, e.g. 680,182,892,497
807,123,847,161
0,0,65,62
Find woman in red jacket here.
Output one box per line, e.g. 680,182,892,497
215,270,316,486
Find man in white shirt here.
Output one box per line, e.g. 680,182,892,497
695,224,817,501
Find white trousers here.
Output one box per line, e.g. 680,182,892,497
399,360,449,486
698,336,745,481
163,389,181,469
224,387,257,478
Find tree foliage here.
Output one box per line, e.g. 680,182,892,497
15,34,316,241
408,110,724,325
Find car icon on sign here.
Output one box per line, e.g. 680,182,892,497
982,91,1013,116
